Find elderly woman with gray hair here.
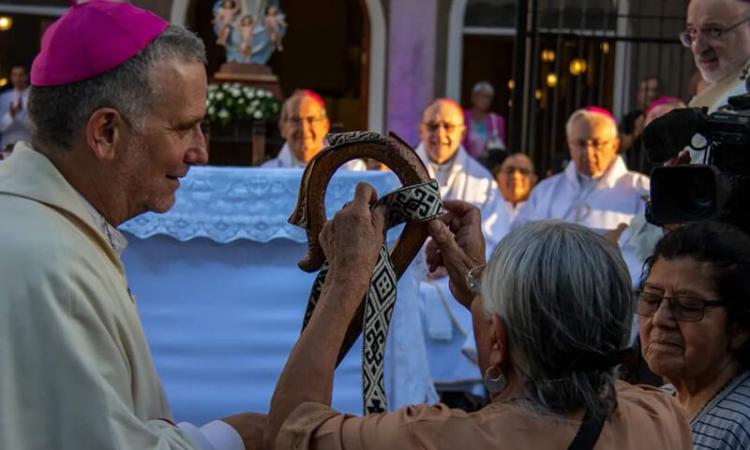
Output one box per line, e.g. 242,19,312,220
264,192,692,449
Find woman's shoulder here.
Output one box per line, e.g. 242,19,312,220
614,380,683,413
279,401,519,450
607,381,693,449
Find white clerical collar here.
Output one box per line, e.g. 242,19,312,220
428,152,458,172
78,194,128,257
429,158,453,173
428,155,457,187
289,153,306,168
576,172,594,188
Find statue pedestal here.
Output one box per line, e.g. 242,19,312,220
212,63,284,99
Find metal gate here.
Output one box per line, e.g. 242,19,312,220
507,0,690,175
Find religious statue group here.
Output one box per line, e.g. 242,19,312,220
214,0,287,64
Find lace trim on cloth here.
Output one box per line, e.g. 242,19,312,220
119,167,400,243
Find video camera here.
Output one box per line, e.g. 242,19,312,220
642,93,750,232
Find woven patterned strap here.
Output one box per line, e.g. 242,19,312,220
301,179,443,414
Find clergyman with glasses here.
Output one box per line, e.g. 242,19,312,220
685,0,750,113
513,107,649,280
414,98,511,410
638,221,750,450
415,98,510,252
262,89,365,169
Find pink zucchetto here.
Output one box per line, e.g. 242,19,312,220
582,106,617,126
31,0,169,87
645,96,686,117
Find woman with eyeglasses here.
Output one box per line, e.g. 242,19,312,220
638,221,750,450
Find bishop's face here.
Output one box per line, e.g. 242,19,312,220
280,95,330,163
117,59,209,219
567,115,619,178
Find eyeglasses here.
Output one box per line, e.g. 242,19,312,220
569,138,613,150
423,121,463,133
500,166,533,176
679,16,750,48
635,290,725,322
285,115,326,127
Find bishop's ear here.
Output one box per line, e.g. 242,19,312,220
85,107,126,162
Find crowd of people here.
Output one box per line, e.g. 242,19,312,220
3,0,750,449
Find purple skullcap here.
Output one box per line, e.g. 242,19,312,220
291,89,327,110
31,0,169,87
645,96,686,117
582,106,617,126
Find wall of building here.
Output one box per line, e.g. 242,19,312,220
385,0,439,144
132,0,172,20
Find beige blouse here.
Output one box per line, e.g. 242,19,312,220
277,381,693,450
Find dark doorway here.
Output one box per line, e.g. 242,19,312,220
460,34,514,127
0,12,55,84
269,0,368,131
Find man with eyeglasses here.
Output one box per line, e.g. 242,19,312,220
262,89,365,169
685,0,750,112
514,107,649,280
415,98,509,249
414,99,510,411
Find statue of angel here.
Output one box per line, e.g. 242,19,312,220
213,0,287,65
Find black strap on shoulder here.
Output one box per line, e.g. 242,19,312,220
567,408,606,450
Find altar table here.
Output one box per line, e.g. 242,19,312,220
120,167,438,425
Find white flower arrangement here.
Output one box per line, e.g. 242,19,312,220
206,83,281,126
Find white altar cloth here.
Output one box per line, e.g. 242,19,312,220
120,167,438,425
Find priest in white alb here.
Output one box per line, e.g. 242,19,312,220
414,98,510,405
514,107,649,231
262,89,365,170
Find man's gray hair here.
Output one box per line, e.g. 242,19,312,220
28,25,207,151
564,108,617,137
481,220,634,420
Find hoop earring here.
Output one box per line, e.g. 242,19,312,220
484,366,507,394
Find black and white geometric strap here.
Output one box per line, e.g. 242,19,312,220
301,179,443,414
